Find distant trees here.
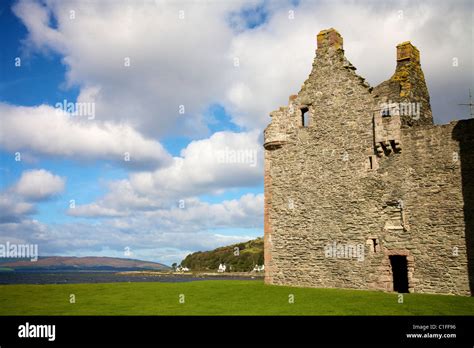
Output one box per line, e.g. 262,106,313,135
180,238,264,272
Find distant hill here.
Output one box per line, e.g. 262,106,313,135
181,238,264,272
0,256,170,272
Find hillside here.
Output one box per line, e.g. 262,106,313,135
181,238,264,272
0,256,170,272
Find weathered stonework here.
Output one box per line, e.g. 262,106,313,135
263,28,473,296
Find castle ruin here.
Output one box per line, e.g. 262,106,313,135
263,28,473,296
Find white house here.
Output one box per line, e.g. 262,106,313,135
176,265,190,272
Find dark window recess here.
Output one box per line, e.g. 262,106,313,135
371,238,378,252
382,108,391,117
389,255,409,293
301,107,311,127
369,156,373,169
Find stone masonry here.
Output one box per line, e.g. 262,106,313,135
263,28,473,296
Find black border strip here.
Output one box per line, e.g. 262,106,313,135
0,316,473,346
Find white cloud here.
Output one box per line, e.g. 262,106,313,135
12,0,67,53
0,194,35,223
136,193,264,231
67,204,127,218
0,169,64,223
129,130,263,198
0,219,48,244
12,0,243,138
0,103,172,169
14,169,65,201
65,130,263,219
68,179,165,217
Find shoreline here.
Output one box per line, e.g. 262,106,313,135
0,270,264,285
117,270,265,278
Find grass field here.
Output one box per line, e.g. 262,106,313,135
0,280,473,315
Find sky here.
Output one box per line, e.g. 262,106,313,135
0,0,472,265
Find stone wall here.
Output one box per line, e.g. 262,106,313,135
263,28,473,296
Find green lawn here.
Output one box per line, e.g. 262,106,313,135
0,280,473,315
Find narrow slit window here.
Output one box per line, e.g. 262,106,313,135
301,107,310,127
368,155,378,170
371,238,378,252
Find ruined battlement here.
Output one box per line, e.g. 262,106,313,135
263,29,473,296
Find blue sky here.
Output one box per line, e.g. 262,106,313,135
0,0,471,265
0,2,79,106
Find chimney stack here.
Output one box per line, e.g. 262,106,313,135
317,28,343,50
396,41,420,63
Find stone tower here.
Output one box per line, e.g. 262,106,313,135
263,28,473,296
